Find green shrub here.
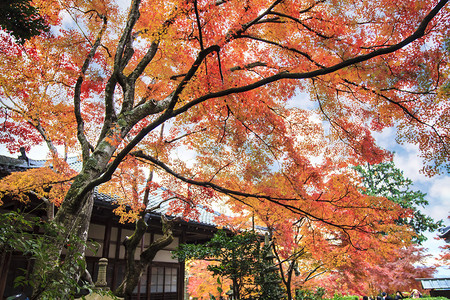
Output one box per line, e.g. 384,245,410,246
0,210,98,298
295,287,326,300
331,293,359,300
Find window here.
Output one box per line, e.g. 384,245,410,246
150,266,177,294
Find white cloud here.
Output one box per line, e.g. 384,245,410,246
426,178,450,220
373,126,450,277
287,90,317,110
393,150,432,184
373,127,433,184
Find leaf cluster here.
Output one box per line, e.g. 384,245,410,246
0,166,73,206
175,230,262,274
296,287,326,300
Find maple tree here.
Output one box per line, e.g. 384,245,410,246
219,186,415,299
313,245,435,297
0,0,448,298
214,161,440,299
185,260,232,299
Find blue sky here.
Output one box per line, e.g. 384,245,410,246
373,127,450,277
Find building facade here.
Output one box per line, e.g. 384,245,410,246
0,154,221,300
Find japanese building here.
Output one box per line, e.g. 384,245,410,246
0,154,223,300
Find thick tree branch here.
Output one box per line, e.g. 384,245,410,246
98,76,118,144
168,45,221,112
82,44,222,192
115,215,173,297
140,215,174,262
74,15,107,160
71,0,447,217
230,62,268,72
231,0,284,38
129,41,159,82
130,151,385,235
114,0,141,69
172,0,448,118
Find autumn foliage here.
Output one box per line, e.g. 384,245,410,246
186,260,232,299
0,0,448,297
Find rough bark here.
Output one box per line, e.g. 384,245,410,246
31,191,94,300
284,261,295,300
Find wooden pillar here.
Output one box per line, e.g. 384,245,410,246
102,220,112,258
112,226,122,289
147,232,154,300
178,228,186,300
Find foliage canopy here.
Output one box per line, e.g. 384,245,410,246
0,0,448,296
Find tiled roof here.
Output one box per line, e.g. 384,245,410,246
93,187,221,227
64,156,221,227
0,155,46,173
0,155,266,231
438,226,450,242
417,278,450,290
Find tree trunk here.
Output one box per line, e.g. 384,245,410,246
30,191,94,299
114,215,174,299
29,129,129,297
232,277,240,300
285,261,294,300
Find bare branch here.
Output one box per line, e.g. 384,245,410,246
269,11,332,39
193,0,204,51
239,34,325,68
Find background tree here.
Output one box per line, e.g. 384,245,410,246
216,168,416,299
0,0,50,43
175,230,285,299
0,211,97,298
313,245,435,296
214,160,442,297
355,161,443,243
0,0,448,297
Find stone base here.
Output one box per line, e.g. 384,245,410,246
76,292,123,300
